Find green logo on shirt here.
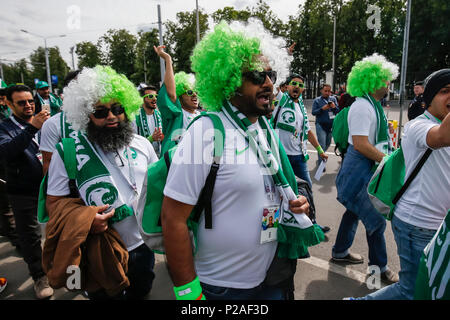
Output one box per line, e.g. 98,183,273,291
282,110,295,124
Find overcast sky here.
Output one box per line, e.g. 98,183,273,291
0,0,306,68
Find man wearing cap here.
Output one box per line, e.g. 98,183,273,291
352,68,450,300
0,84,52,299
408,81,426,121
34,81,62,116
153,45,200,155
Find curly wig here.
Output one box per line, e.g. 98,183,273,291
174,72,195,97
191,19,293,111
347,53,399,97
62,66,142,132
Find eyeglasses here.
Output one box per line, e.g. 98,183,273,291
15,99,35,107
243,70,277,85
143,94,158,99
185,90,197,97
272,100,279,107
289,81,305,88
92,104,125,119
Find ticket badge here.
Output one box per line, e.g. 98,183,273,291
328,110,336,119
36,152,43,165
260,205,280,244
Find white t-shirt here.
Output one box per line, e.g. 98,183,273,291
277,102,311,155
39,113,62,153
395,112,450,230
182,108,201,130
47,134,158,251
348,97,378,146
164,112,279,289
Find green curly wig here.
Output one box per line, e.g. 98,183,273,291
174,72,195,97
63,65,142,132
190,21,263,111
347,53,399,97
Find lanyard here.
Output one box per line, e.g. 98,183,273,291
423,112,442,124
10,116,40,147
125,147,138,195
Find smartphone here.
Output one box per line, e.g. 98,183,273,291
42,104,51,113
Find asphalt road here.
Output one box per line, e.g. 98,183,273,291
0,100,409,300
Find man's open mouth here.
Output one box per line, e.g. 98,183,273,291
257,92,272,105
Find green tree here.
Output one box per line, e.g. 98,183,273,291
211,6,251,24
29,46,70,91
164,9,209,73
132,29,162,86
75,41,103,69
2,59,33,87
100,29,137,79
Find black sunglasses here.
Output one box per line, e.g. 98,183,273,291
185,90,197,97
243,70,277,85
15,99,35,107
93,104,125,119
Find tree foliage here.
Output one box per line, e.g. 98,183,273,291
75,41,103,69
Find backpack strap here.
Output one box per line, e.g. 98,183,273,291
187,113,225,229
392,148,433,205
55,138,80,198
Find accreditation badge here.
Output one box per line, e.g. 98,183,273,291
36,152,43,165
260,205,280,244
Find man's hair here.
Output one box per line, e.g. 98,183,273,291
63,70,81,88
139,85,158,97
286,73,305,84
321,84,332,89
6,85,33,102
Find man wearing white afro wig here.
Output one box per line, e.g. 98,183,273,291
44,65,159,300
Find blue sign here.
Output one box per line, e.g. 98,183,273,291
34,78,40,85
51,75,58,85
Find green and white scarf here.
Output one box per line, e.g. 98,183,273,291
59,112,75,139
274,93,310,160
363,94,391,155
38,93,63,116
223,102,324,259
135,107,163,141
58,132,134,224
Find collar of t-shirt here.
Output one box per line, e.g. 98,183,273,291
424,110,442,124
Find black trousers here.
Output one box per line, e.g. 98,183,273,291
8,194,45,281
0,165,17,244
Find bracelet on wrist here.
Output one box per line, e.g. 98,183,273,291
173,277,205,300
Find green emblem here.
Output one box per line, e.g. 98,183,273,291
282,110,295,124
86,182,118,207
124,148,138,160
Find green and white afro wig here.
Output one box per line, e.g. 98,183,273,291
190,18,293,111
175,72,195,97
347,53,399,97
62,65,142,132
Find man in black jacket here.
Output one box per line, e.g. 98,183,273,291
408,81,426,121
0,85,53,299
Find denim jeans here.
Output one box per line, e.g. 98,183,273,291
88,243,155,300
332,145,387,270
287,154,312,188
201,282,285,300
363,215,437,300
316,122,332,163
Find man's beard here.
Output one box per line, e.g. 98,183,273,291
87,119,134,152
144,102,157,110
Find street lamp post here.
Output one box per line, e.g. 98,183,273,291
21,29,66,92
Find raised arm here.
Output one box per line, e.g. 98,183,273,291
154,45,177,103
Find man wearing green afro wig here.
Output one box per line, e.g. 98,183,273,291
161,20,324,301
331,53,400,284
154,46,200,155
44,65,159,300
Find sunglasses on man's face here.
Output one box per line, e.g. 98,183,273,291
243,70,277,86
15,99,35,107
143,94,158,100
93,104,125,119
289,81,305,88
185,90,197,97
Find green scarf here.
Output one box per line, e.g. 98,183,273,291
135,107,163,141
39,93,63,116
56,132,134,224
363,94,391,155
59,112,75,139
0,105,11,120
223,102,324,259
273,92,310,161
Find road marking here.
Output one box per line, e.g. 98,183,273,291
300,256,388,288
